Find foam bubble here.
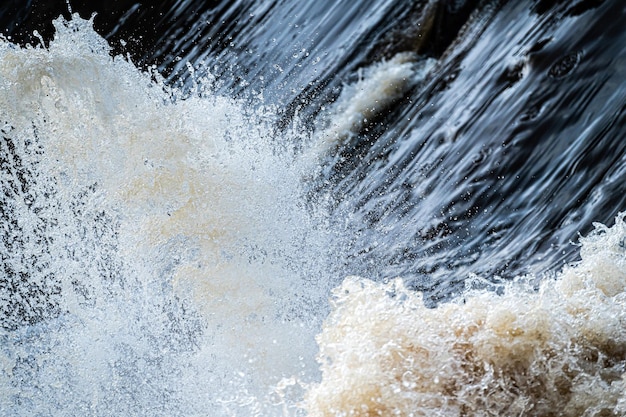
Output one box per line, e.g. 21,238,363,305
3,12,624,417
304,214,626,416
0,15,334,415
309,53,435,158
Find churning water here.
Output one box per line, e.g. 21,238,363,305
1,1,626,416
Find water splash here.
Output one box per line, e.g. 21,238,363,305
304,214,626,417
0,15,336,416
310,53,435,158
1,11,625,417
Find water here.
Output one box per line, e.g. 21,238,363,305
1,1,625,416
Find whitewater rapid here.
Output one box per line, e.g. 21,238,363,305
1,14,625,417
0,15,336,416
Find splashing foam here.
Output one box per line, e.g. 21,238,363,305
3,13,625,417
309,53,435,159
304,214,626,416
0,15,334,415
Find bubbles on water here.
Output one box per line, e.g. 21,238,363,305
304,213,626,417
309,53,435,159
548,50,582,79
1,10,624,417
0,14,337,416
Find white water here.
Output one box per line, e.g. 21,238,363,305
310,53,435,158
0,15,336,416
306,215,626,416
1,15,625,417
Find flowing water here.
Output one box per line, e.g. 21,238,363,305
1,0,625,416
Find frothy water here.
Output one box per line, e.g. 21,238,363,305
0,15,336,416
1,13,625,417
306,214,626,416
311,53,435,158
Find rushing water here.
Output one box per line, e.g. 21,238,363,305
1,1,625,416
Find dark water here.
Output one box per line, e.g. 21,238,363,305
15,0,621,300
1,0,626,415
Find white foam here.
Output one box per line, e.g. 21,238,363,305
0,15,334,416
2,13,624,417
309,53,435,158
304,214,626,416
